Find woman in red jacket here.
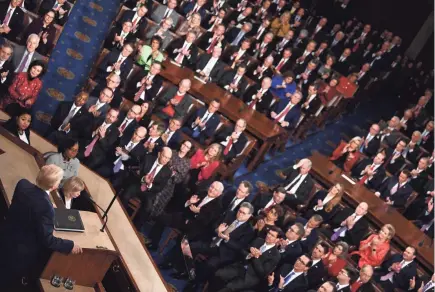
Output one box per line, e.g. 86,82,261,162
329,136,362,172
188,143,222,191
322,241,349,277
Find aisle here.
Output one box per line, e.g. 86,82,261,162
31,0,120,133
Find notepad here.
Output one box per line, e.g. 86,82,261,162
341,174,356,185
170,60,182,67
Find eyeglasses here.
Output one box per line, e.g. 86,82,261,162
296,257,309,266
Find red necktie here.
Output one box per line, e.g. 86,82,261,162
274,103,293,124
249,90,262,109
276,59,285,71
358,165,374,185
134,76,149,101
119,120,128,133
223,138,233,155
140,164,158,191
176,43,186,63
84,134,99,157
350,280,363,292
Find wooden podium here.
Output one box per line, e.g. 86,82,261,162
39,211,118,291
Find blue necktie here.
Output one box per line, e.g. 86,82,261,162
283,271,295,287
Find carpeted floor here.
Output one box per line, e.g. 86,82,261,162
31,0,120,134
144,95,397,291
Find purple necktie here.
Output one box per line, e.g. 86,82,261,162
17,52,30,73
3,9,12,25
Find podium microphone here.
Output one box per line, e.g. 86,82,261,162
98,191,121,232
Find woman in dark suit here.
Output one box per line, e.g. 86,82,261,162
22,10,57,56
3,107,32,145
59,176,94,211
305,183,344,223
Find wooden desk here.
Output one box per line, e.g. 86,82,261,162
160,59,286,170
308,151,434,273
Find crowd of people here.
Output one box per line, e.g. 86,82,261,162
0,0,434,291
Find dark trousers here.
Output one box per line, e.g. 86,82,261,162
209,264,259,292
181,126,208,145
120,183,157,228
148,212,186,246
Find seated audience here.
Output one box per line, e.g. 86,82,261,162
334,267,352,292
295,214,323,253
350,264,375,292
246,55,274,83
375,170,413,208
182,0,207,20
160,118,182,149
45,138,80,185
360,123,381,157
350,223,395,268
22,10,57,56
329,136,362,172
137,36,164,71
85,87,113,122
242,77,273,114
267,254,312,292
124,62,163,104
330,202,369,246
144,18,174,50
276,223,304,265
2,103,30,142
218,64,249,98
116,104,141,138
408,157,430,194
213,118,248,162
219,181,253,219
175,12,202,37
270,12,291,38
91,73,122,107
305,183,344,223
151,0,180,28
154,79,193,121
270,90,302,129
224,7,252,28
351,152,386,190
322,241,349,277
104,20,136,51
0,60,45,115
225,22,252,47
195,47,225,83
142,123,165,156
419,120,434,151
381,139,406,175
118,4,148,39
402,131,422,165
38,0,71,26
197,24,227,53
273,31,294,57
136,101,153,128
181,99,221,144
96,43,134,84
0,0,24,41
166,31,199,67
379,116,401,148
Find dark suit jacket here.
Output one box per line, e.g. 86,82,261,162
0,58,14,91
280,167,314,203
218,69,248,98
38,0,71,25
219,189,248,218
244,238,281,284
246,65,274,83
195,53,225,82
351,159,386,190
292,37,309,50
155,86,193,120
272,54,293,73
420,131,434,151
295,217,318,253
223,10,252,27
182,2,206,19
380,254,417,290
115,114,138,140
384,148,406,175
336,285,351,292
268,264,308,292
331,208,369,246
197,31,228,52
334,58,351,76
164,129,181,150
242,85,273,114
97,49,133,82
59,189,95,212
139,155,172,195
378,176,413,208
0,179,74,282
301,94,322,116
272,100,301,129
85,96,110,121
306,190,340,223
143,135,164,156
83,122,120,167
50,102,92,140
306,259,327,289
361,134,381,157
185,107,220,139
112,135,146,169
118,10,148,38
408,169,429,195
214,125,248,161
124,70,163,102
328,39,346,58
248,41,274,62
0,2,24,41
221,45,249,67
224,27,249,46
252,192,274,215
166,38,199,67
104,26,137,51
279,240,302,265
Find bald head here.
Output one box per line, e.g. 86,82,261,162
158,147,173,165
208,181,224,198
179,79,191,94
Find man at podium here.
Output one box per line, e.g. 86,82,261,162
0,165,83,291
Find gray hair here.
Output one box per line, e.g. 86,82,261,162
240,202,254,214
299,29,309,37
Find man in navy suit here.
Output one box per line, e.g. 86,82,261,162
183,0,207,20
85,87,114,124
242,77,274,114
266,255,311,292
182,99,221,144
38,0,71,26
360,124,381,157
213,118,248,162
96,43,134,84
0,165,82,290
351,152,386,190
0,0,24,41
374,170,413,208
115,104,141,139
161,118,182,150
270,91,302,130
118,5,148,39
294,215,323,253
277,223,304,266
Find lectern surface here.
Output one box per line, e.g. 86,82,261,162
39,279,95,292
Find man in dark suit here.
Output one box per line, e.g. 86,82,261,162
328,31,345,57
270,91,302,130
420,121,434,151
182,99,221,144
147,181,225,249
249,18,271,43
96,43,134,84
335,268,352,292
266,255,311,292
224,22,252,47
334,48,352,76
273,48,293,75
80,108,120,166
119,147,172,228
269,0,289,17
218,65,249,98
213,118,248,162
11,34,44,73
306,242,328,289
166,31,199,67
294,60,318,93
195,47,225,83
402,131,421,165
0,166,81,290
0,43,14,93
175,202,256,289
375,170,413,208
115,104,141,139
221,39,251,69
379,116,401,148
182,0,207,20
246,55,274,83
242,77,274,114
150,0,181,28
408,157,430,194
85,87,113,123
292,29,309,51
0,0,24,41
197,24,227,53
349,24,372,53
90,73,122,107
124,62,163,104
351,152,386,190
278,158,314,209
118,5,148,39
409,274,435,292
273,31,295,56
154,78,193,121
160,118,182,150
382,139,406,175
307,17,328,43
350,264,375,292
360,124,381,157
219,181,252,219
352,63,372,89
47,91,92,145
300,83,322,117
210,228,282,292
142,123,165,156
223,6,252,27
252,187,286,215
38,0,71,25
378,246,417,292
104,20,137,50
294,215,322,253
248,32,274,62
330,202,369,246
277,223,304,265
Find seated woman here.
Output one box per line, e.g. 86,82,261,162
254,205,284,238
305,183,344,223
58,176,89,210
317,55,336,80
2,108,31,145
351,224,395,268
175,13,202,37
329,136,362,172
137,36,164,71
0,60,46,116
22,10,57,56
188,143,222,191
45,138,80,186
322,241,349,277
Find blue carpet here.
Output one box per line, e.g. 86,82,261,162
31,0,120,133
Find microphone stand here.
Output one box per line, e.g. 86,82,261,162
99,193,119,232
84,195,111,233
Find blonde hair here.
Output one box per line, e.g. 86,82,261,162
382,224,396,240
63,176,85,194
36,165,64,191
349,136,363,148
205,143,222,162
325,183,344,212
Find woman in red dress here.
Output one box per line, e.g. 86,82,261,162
329,136,362,172
322,241,349,277
0,60,45,116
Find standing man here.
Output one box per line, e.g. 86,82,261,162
0,165,82,290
